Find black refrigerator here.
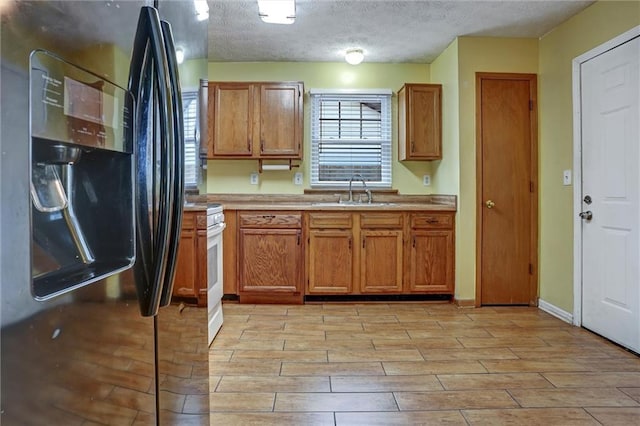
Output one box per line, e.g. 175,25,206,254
0,1,210,424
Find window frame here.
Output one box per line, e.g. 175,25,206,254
309,89,392,188
181,90,199,190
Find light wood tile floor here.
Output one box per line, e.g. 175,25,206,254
210,303,640,425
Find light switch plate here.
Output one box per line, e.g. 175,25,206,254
293,172,303,185
563,170,571,186
250,172,259,185
423,175,431,186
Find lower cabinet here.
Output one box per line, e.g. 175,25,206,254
173,211,208,306
307,213,354,294
359,212,404,293
360,229,404,293
306,212,405,295
238,211,303,304
407,213,455,293
224,209,456,301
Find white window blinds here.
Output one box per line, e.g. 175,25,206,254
182,91,198,188
310,90,392,187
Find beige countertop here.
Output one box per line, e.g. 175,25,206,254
182,203,222,214
185,193,457,212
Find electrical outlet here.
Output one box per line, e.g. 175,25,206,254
250,172,259,185
423,174,431,186
293,172,303,185
563,169,572,186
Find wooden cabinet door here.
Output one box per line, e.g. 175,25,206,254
239,228,302,294
173,226,197,298
360,230,403,293
307,229,353,294
222,210,238,295
209,83,253,157
258,83,302,157
399,84,442,160
409,230,454,293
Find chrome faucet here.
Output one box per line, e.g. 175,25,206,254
348,174,372,204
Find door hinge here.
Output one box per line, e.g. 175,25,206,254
529,100,534,111
530,181,534,193
529,263,534,275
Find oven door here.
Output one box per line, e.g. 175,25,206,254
207,222,225,344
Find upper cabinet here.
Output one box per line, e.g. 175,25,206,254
208,82,254,157
398,83,442,160
205,81,304,159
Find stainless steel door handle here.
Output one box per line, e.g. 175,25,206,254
579,211,593,220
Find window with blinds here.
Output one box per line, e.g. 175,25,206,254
182,91,198,188
310,90,392,187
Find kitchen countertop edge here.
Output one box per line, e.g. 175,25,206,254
185,194,457,212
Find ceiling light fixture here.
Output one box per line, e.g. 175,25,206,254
258,0,296,25
175,48,185,64
194,0,209,21
345,49,364,65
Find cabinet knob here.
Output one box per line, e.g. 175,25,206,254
485,200,495,209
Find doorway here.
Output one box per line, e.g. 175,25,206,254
574,29,639,353
475,73,538,306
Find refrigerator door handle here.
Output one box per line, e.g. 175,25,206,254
158,20,185,308
128,6,175,317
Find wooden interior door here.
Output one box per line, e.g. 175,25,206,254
476,73,538,306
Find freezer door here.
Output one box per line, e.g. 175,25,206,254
128,6,176,318
1,2,157,424
158,19,185,309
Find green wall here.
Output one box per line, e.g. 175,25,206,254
179,58,208,90
430,39,459,196
206,62,432,194
454,37,539,302
204,1,640,307
538,0,640,312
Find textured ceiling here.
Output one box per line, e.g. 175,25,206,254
208,0,594,63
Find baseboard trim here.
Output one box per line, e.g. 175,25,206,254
454,298,476,308
538,299,573,324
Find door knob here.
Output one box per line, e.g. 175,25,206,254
485,200,495,209
579,211,593,220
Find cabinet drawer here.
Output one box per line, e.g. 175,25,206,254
308,213,352,229
181,212,196,230
239,211,302,228
360,213,403,229
411,213,453,229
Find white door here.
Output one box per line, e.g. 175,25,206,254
581,36,639,353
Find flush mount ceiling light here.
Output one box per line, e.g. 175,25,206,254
194,0,209,21
258,0,296,25
175,48,185,64
345,49,364,65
